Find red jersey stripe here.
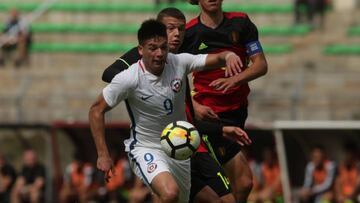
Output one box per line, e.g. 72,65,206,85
186,17,199,29
224,12,248,19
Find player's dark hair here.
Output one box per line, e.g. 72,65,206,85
157,7,186,22
138,19,167,45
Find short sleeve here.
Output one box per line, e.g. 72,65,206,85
242,16,263,56
242,15,259,43
102,66,137,107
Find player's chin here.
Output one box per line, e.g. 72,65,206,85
153,61,165,69
169,44,180,52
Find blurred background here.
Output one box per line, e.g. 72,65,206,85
0,0,359,202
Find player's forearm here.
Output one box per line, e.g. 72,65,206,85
89,104,110,157
204,51,234,68
191,97,201,109
232,53,267,85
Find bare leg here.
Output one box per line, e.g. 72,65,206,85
194,185,222,203
151,172,179,203
224,152,253,202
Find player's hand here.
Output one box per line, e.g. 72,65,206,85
299,188,311,200
209,76,238,93
224,52,243,77
222,126,252,146
97,155,116,183
194,103,219,121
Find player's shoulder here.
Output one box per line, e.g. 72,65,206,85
112,60,141,84
223,11,249,20
185,16,200,31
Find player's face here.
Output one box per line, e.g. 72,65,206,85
161,16,186,53
311,149,325,167
198,0,223,13
138,36,168,76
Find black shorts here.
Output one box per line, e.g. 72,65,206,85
204,106,248,165
189,152,232,202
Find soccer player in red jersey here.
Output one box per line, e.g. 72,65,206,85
181,0,268,202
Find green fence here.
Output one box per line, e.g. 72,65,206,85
0,2,293,14
31,42,293,54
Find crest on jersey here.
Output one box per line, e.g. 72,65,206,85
147,163,157,173
171,78,182,93
230,31,240,44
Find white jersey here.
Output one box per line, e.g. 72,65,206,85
103,53,207,152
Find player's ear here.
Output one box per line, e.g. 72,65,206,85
138,45,143,56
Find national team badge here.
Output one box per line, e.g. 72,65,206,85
171,78,182,93
230,31,240,44
147,163,157,173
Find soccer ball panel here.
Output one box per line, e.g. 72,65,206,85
160,138,173,157
160,121,200,160
168,128,188,145
174,146,193,160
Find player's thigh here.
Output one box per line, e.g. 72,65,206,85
128,147,190,203
151,171,179,198
224,151,252,184
128,147,170,186
168,158,191,203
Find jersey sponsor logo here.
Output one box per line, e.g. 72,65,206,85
198,42,208,50
147,163,157,173
141,95,153,101
230,31,240,44
171,78,182,93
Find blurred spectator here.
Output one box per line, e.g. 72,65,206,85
248,147,283,203
298,145,336,203
97,151,132,203
294,0,312,24
308,0,327,28
334,141,360,203
59,152,98,203
11,149,45,203
0,9,32,68
128,178,153,203
0,152,17,203
245,149,262,203
294,0,328,28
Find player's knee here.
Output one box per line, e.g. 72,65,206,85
239,174,253,192
160,187,179,203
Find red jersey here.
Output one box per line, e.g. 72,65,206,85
181,12,262,113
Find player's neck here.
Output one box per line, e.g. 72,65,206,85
199,11,223,29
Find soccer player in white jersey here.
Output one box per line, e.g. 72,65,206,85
89,19,242,203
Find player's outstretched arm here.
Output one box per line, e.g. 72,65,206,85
89,93,116,182
205,51,243,77
209,52,267,93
